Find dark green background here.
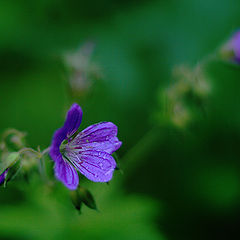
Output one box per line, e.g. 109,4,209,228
0,0,240,239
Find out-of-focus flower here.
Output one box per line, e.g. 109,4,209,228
156,65,210,128
172,65,211,98
220,30,240,63
49,103,122,190
1,129,26,152
0,169,8,185
64,42,102,96
171,102,191,128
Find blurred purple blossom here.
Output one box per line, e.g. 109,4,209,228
222,30,240,63
49,103,122,190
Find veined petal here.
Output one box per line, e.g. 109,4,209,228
70,122,122,154
49,103,83,163
54,156,79,190
63,103,83,138
66,150,116,182
49,127,67,162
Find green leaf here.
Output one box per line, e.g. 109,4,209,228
0,152,19,175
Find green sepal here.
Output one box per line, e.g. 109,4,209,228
3,160,21,187
70,190,83,213
0,152,19,175
70,186,97,213
78,186,97,210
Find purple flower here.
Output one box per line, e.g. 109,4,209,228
222,30,240,63
49,103,122,190
0,169,8,185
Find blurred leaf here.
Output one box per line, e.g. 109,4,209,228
0,178,164,240
0,152,19,175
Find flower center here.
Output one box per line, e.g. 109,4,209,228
59,139,69,155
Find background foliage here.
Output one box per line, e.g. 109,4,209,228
0,0,240,239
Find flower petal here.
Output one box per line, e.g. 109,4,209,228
223,30,240,63
64,103,83,138
49,103,83,163
71,122,122,154
231,31,240,59
54,156,79,190
49,127,67,162
66,150,116,182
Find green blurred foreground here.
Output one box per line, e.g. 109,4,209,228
1,0,240,239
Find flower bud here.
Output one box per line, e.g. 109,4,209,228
2,161,21,186
0,169,8,185
1,129,26,152
0,152,20,186
0,152,19,176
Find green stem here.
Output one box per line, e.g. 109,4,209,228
120,126,161,177
41,147,50,155
196,51,218,69
18,148,41,157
